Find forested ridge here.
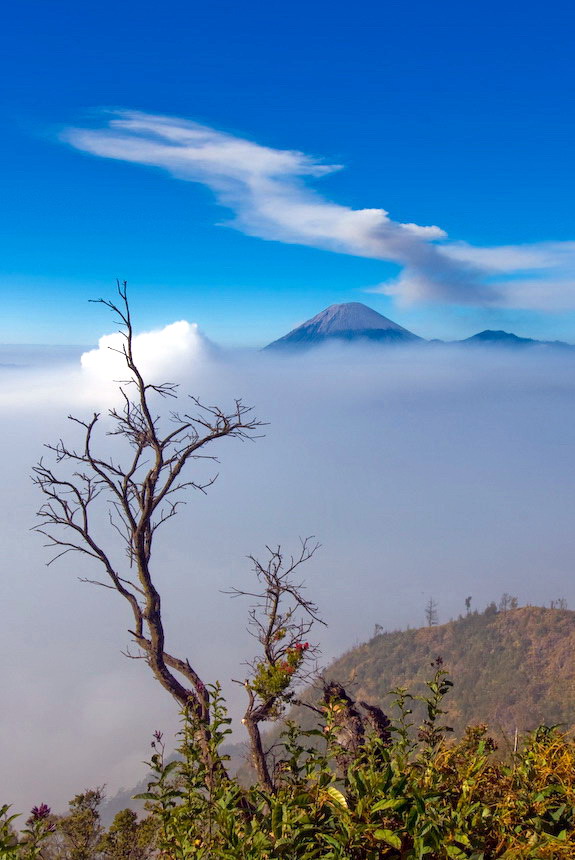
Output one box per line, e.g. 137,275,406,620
322,605,575,740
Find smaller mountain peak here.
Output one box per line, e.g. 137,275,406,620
463,330,536,346
460,329,573,350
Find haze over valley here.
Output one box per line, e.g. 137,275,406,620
2,3,575,845
2,311,575,811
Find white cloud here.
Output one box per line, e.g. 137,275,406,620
4,337,575,814
443,241,575,273
423,241,575,310
494,277,575,311
64,111,575,311
81,319,207,383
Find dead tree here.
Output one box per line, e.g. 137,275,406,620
32,282,264,778
425,597,438,627
321,683,391,772
226,539,323,793
322,681,365,769
498,593,518,612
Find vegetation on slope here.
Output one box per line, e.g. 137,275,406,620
4,665,575,858
321,605,575,741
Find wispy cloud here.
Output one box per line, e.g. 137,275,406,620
64,111,575,310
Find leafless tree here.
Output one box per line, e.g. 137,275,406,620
425,596,438,627
32,282,264,778
226,539,324,792
550,597,568,610
498,593,518,612
320,682,391,773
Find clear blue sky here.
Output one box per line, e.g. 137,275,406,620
1,0,574,345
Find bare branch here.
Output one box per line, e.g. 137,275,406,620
228,538,323,792
33,282,267,785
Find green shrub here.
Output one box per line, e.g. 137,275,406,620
132,667,575,859
5,667,575,858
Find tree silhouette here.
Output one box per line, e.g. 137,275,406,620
425,597,439,627
33,283,264,778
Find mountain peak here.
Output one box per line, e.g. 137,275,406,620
460,330,573,349
462,330,536,346
302,302,412,335
264,302,420,350
264,303,573,352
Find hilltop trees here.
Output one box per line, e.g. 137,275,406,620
498,593,518,612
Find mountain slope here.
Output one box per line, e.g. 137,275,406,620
103,606,575,810
278,606,575,743
264,302,421,350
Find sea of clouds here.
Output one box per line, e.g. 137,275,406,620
2,318,575,813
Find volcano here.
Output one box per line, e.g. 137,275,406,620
264,302,421,350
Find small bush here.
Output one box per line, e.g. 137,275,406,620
5,667,575,858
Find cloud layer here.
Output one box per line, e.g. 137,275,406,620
3,329,575,814
64,111,575,310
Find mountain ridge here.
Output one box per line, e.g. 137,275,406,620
264,302,573,351
288,605,575,741
460,329,573,348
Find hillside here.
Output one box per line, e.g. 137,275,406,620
313,605,575,740
103,605,575,816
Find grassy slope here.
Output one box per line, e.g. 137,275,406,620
319,606,575,739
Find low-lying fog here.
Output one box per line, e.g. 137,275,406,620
2,325,574,813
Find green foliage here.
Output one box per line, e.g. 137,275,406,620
0,805,20,858
55,790,104,860
5,666,575,858
126,667,573,858
251,645,308,702
96,809,156,859
2,803,57,860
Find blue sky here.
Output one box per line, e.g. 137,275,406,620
1,0,574,345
